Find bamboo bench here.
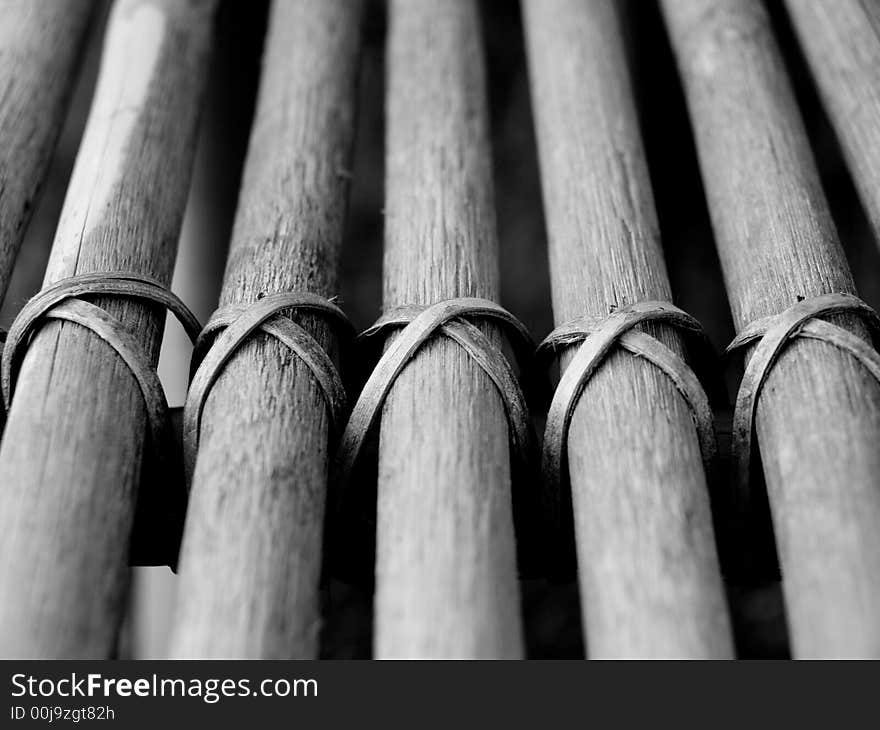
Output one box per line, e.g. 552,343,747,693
0,0,878,659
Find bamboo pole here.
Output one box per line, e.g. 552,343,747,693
662,0,880,657
374,0,523,658
0,0,94,301
0,0,215,658
521,0,732,658
784,0,880,250
169,0,363,659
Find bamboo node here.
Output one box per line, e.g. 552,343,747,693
183,292,355,483
332,297,535,494
725,292,880,498
537,300,720,524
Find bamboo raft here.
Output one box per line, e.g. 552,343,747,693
1,0,879,659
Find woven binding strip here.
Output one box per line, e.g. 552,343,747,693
726,292,880,496
184,292,354,481
1,272,201,479
537,300,719,509
333,297,534,489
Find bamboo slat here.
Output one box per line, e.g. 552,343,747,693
662,0,880,657
374,0,523,658
169,0,363,659
0,0,216,658
0,0,94,301
522,0,733,658
784,0,880,249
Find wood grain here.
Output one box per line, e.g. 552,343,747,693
522,0,732,658
375,0,523,658
169,0,363,658
785,0,880,249
0,0,94,301
662,0,880,657
0,0,215,658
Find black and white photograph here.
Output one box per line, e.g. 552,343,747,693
0,0,879,720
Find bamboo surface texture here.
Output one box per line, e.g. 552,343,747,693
0,0,215,658
170,0,363,658
375,0,523,658
662,0,880,657
785,0,880,249
522,0,733,658
0,0,94,300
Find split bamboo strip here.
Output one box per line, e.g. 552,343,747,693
0,0,216,658
0,0,94,300
169,0,363,659
784,0,880,250
662,0,880,657
375,0,523,657
522,0,732,658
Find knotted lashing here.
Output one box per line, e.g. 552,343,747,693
726,293,880,498
184,292,354,483
1,271,201,568
334,297,534,491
